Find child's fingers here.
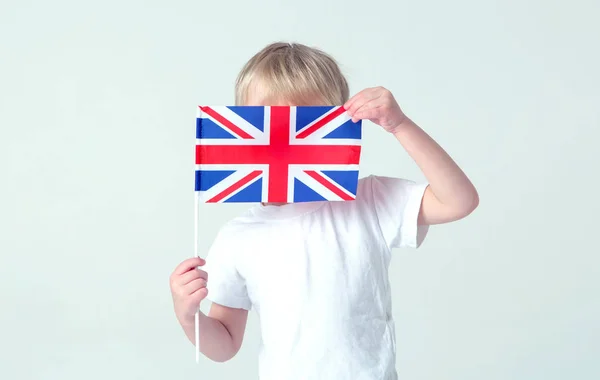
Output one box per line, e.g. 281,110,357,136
346,90,380,117
344,88,375,112
347,98,372,119
173,257,206,275
179,268,208,286
344,94,360,110
343,88,370,109
344,93,365,115
179,270,200,285
189,287,209,302
185,278,208,295
351,101,381,122
353,110,379,122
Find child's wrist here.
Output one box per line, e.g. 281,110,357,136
390,117,416,135
178,313,199,328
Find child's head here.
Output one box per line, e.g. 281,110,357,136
235,42,349,106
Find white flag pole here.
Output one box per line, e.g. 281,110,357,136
194,105,202,363
194,190,201,363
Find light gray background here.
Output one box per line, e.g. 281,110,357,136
1,0,598,379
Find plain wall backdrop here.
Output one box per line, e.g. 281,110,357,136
1,0,599,379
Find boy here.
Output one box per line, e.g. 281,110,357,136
170,42,479,379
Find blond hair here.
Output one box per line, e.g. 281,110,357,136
234,42,349,106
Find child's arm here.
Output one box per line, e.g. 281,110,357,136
345,87,479,225
170,257,248,362
180,304,248,362
390,118,478,225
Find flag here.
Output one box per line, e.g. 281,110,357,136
195,105,362,203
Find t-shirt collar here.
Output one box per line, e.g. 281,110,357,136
250,201,326,220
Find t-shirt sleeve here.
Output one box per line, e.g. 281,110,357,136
203,228,252,310
365,175,430,250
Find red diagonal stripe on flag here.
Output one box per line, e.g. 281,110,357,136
207,170,262,203
304,170,354,201
296,106,347,139
199,106,254,139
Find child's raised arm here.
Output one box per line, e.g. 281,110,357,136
344,87,479,225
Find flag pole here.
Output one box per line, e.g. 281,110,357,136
194,105,201,363
194,190,201,363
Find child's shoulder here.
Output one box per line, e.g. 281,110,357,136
356,174,422,200
358,173,419,186
207,213,262,253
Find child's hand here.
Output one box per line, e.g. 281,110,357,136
169,257,208,324
344,86,409,133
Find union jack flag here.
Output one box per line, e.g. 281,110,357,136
195,105,362,203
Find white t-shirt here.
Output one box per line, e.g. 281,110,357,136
204,175,429,380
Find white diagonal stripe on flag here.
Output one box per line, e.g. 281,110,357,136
199,106,265,141
294,106,343,137
197,166,265,203
295,110,353,142
292,169,344,201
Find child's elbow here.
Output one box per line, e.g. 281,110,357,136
212,357,232,363
209,344,242,363
461,188,479,217
210,352,236,363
